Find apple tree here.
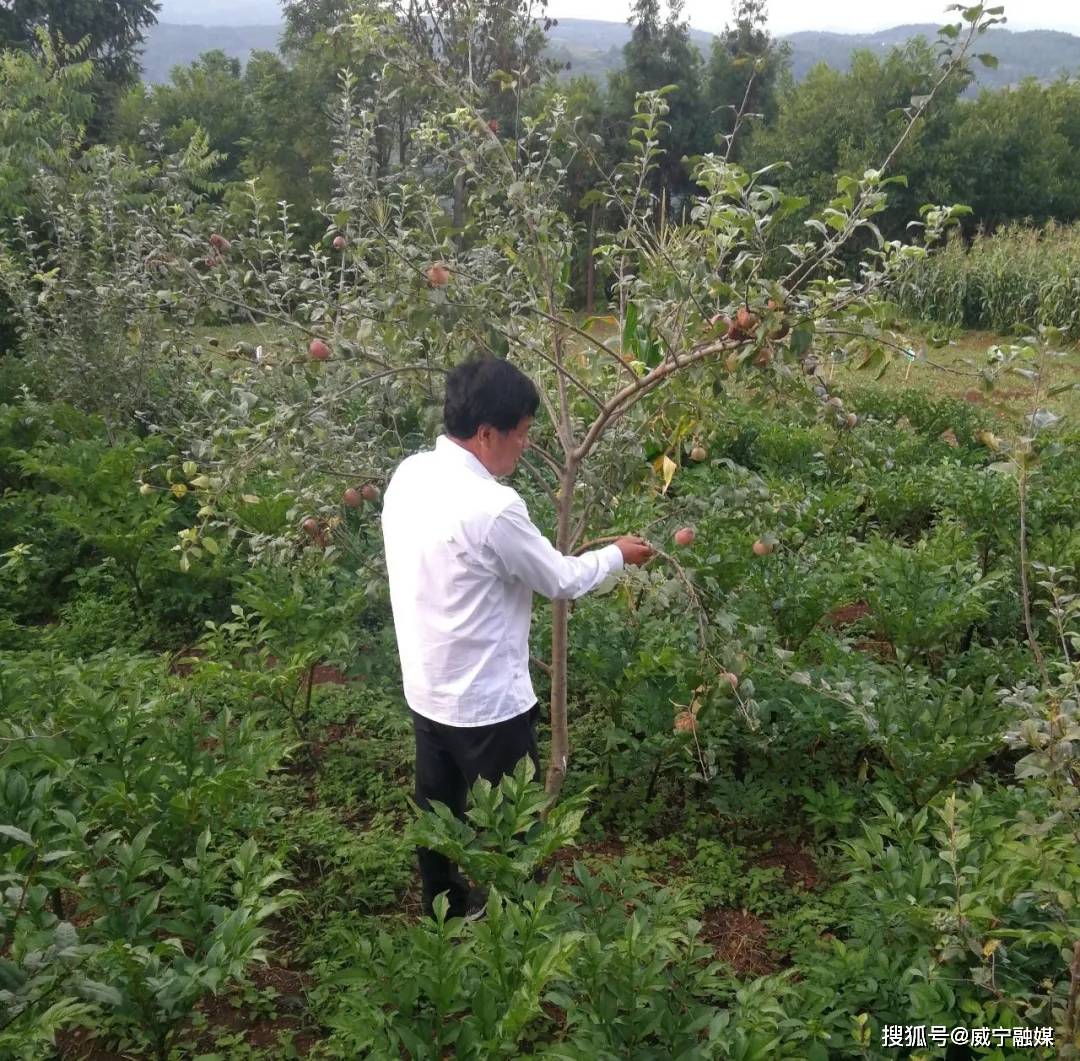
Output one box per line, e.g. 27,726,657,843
0,3,1004,800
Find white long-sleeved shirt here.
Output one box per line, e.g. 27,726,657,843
381,434,624,727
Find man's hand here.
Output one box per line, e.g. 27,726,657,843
615,535,656,566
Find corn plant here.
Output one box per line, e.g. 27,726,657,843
895,221,1080,337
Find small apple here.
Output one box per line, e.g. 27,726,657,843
343,487,362,507
752,539,773,557
426,262,451,288
674,527,696,547
309,338,331,360
360,483,381,503
302,517,320,537
487,117,499,134
844,412,858,429
209,233,231,252
333,234,347,250
139,482,154,497
673,710,697,734
720,671,739,690
690,444,707,462
735,305,758,335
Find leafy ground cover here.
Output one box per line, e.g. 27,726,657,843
2,352,1078,1058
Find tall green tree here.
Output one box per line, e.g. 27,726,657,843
110,51,253,185
705,0,788,159
0,0,159,87
239,48,337,238
282,0,355,53
939,77,1080,227
0,33,95,353
745,38,969,241
607,0,708,205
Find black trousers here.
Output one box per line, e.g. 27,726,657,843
411,702,541,915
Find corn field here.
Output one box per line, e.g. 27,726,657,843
894,222,1080,337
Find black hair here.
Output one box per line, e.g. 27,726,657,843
443,356,540,439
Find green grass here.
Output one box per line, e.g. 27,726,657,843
196,318,1080,431
827,324,1080,429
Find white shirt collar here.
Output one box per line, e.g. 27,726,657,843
435,434,494,480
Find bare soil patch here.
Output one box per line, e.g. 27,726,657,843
825,601,872,628
751,839,821,891
700,907,781,977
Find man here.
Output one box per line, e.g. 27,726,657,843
381,356,655,920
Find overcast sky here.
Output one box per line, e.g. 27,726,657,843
543,0,1080,35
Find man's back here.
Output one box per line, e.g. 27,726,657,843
382,435,533,727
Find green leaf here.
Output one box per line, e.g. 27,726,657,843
0,824,34,846
41,848,76,863
789,322,815,358
976,52,999,68
75,979,124,1007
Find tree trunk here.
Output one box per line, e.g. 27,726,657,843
398,97,409,166
545,461,577,799
585,202,597,315
452,171,466,246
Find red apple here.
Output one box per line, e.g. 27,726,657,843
309,338,330,361
752,539,773,556
735,306,758,334
720,670,739,689
426,262,451,288
333,235,347,250
343,487,362,507
302,517,320,537
674,527,696,547
673,710,697,734
209,233,231,252
690,445,707,462
360,483,380,503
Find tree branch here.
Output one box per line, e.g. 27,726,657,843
574,338,730,463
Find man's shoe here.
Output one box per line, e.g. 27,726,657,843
421,886,488,922
460,885,488,922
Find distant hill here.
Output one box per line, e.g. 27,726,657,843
139,16,1080,91
139,23,282,84
782,24,1080,90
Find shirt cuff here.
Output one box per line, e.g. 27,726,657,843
600,542,624,573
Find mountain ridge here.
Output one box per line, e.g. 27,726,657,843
138,15,1080,91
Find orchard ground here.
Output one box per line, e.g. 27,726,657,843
17,319,1069,1057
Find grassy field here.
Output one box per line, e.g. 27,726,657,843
194,318,1080,434
828,326,1080,427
